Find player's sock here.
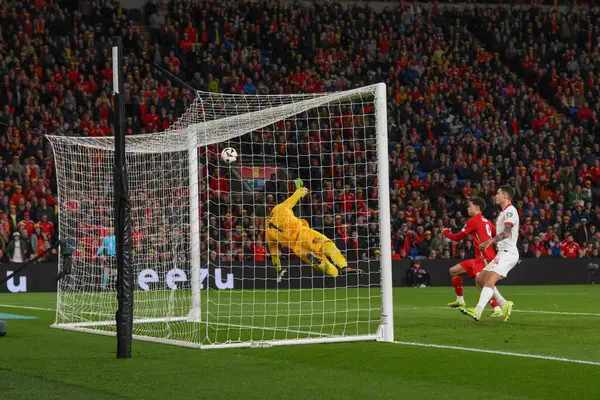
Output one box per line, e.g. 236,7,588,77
492,287,507,308
475,287,494,314
102,274,109,289
489,299,502,313
452,276,464,303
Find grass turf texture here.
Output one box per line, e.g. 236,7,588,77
1,285,599,399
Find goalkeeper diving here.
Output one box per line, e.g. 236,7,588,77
266,179,362,282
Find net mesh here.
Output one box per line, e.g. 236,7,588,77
48,84,388,347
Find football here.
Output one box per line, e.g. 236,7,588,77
221,147,238,164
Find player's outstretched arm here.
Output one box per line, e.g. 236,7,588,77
479,225,512,250
277,183,309,210
442,228,468,242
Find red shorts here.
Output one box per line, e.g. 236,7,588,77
459,259,488,279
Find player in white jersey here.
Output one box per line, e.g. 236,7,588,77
459,185,518,322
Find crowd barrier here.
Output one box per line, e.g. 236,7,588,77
0,258,592,293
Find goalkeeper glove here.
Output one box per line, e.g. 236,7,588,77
293,178,304,189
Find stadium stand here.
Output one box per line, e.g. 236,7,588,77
465,5,600,129
0,0,598,265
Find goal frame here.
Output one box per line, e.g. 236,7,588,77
49,39,394,349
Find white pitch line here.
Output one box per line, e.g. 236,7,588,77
3,299,598,364
418,292,595,296
393,341,600,366
0,304,54,312
504,293,592,296
3,303,600,317
513,309,600,317
0,303,329,337
393,305,600,317
436,306,600,317
446,306,600,317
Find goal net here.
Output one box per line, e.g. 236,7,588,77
47,83,393,348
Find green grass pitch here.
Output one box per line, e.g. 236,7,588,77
1,285,599,399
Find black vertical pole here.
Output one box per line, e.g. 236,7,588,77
112,36,133,358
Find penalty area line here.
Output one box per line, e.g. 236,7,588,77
393,341,600,366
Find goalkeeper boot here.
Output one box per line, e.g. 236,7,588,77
501,301,514,322
458,307,481,321
447,300,466,308
277,268,287,283
338,266,363,276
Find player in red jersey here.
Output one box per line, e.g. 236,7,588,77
442,197,504,317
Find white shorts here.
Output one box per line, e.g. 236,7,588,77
483,251,519,277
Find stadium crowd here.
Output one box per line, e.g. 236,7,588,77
0,0,599,265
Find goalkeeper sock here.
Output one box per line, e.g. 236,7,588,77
102,274,109,289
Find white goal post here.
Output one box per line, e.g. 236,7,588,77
47,82,394,348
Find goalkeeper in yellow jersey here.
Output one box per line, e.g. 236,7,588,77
266,179,362,282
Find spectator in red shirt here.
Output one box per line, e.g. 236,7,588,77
339,187,356,213
253,240,267,262
10,185,25,206
38,214,55,240
561,235,582,259
578,103,592,121
19,212,35,236
209,168,229,198
530,237,546,257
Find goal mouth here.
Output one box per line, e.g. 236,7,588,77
47,83,394,349
51,321,378,349
51,316,379,349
